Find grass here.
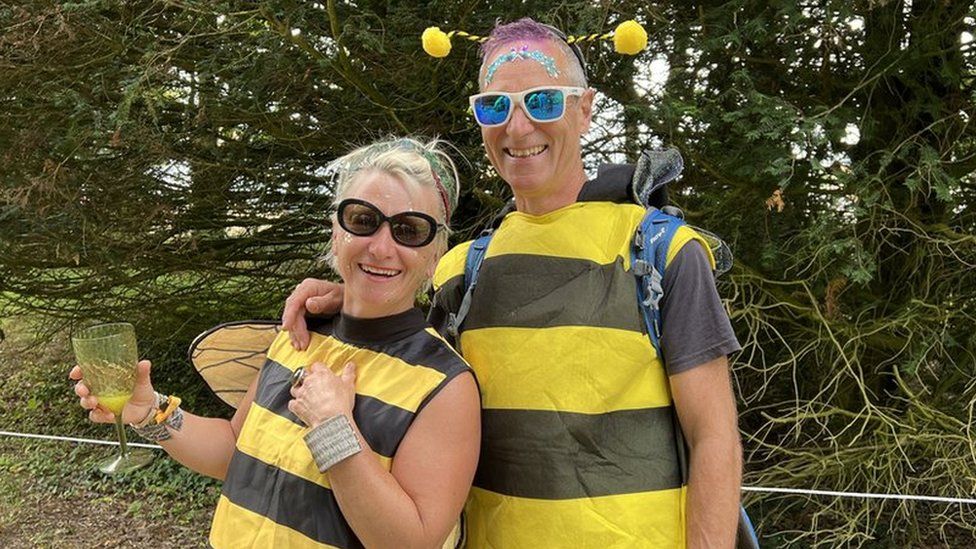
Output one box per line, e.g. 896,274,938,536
0,316,220,547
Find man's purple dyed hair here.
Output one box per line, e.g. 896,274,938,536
478,18,588,88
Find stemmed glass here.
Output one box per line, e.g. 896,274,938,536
71,322,154,475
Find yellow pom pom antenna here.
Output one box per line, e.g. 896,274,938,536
422,20,646,60
613,20,648,55
566,19,648,56
422,27,487,58
422,27,452,58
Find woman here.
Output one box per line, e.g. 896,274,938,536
70,138,481,548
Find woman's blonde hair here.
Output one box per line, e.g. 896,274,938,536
331,137,459,223
325,137,461,278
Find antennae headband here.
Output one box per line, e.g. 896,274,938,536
421,20,648,59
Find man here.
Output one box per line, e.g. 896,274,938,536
284,18,742,547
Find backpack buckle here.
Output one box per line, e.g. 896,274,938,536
446,313,459,338
633,259,651,276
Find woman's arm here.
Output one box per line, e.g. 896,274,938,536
290,363,481,548
72,359,258,480
148,377,257,480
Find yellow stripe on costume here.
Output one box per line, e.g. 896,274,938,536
269,332,447,413
433,206,714,291
465,486,687,549
433,240,472,289
460,326,671,413
210,495,340,549
485,202,646,267
235,403,391,490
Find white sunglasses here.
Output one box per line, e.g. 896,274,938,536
469,86,586,127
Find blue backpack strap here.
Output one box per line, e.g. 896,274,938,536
446,231,494,339
631,208,685,357
738,506,761,549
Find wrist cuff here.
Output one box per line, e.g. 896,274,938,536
304,414,362,472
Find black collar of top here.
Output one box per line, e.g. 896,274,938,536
577,161,669,208
333,307,427,344
477,161,640,234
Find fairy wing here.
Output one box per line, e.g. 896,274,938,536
188,320,281,409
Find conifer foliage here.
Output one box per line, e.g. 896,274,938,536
2,1,974,544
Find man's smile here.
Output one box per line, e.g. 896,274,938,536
504,145,548,158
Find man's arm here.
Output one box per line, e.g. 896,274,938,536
659,240,743,546
671,356,742,548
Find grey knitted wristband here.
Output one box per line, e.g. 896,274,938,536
304,414,363,472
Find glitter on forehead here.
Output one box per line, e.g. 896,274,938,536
484,45,560,85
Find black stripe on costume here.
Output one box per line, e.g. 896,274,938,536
473,407,683,499
463,254,645,332
254,359,415,458
252,359,301,422
345,331,469,380
222,451,364,548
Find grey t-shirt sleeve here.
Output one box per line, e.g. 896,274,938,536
660,240,741,374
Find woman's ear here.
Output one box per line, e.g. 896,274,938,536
327,215,341,271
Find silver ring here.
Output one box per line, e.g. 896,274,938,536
291,366,307,388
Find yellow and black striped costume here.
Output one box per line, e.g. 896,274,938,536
210,308,471,548
432,201,713,548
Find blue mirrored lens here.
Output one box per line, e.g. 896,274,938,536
524,89,565,121
474,95,512,125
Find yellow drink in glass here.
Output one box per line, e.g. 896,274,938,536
98,393,132,416
72,323,153,475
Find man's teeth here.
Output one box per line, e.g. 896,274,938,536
506,145,547,158
360,264,400,277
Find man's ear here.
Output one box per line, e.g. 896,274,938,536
577,88,595,134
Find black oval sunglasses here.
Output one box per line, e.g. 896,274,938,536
336,198,443,248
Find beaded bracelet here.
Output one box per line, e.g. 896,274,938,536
131,393,183,442
129,392,165,429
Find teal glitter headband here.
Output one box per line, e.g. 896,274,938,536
484,45,560,85
333,139,457,219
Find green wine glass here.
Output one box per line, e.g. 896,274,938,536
71,322,154,475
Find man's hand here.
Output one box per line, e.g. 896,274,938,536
282,278,344,350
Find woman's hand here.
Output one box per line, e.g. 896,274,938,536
288,361,357,428
70,359,157,424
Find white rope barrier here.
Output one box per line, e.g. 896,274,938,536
0,430,162,450
2,429,976,505
741,486,976,505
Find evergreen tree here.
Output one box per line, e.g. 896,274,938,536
1,1,974,544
